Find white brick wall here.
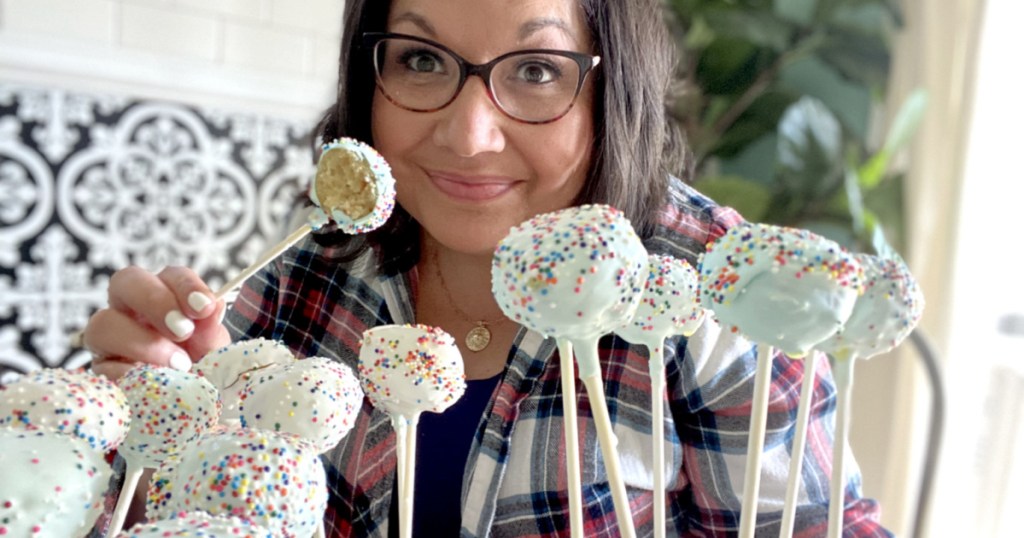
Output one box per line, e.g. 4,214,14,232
0,0,345,120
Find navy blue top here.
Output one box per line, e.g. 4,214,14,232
389,373,502,537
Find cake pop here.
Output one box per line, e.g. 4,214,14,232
238,356,364,453
698,222,863,538
145,451,182,522
308,137,396,235
614,254,704,538
169,427,328,538
194,338,296,424
0,430,113,538
492,204,648,538
0,367,130,452
358,324,467,538
699,223,863,357
214,137,395,300
815,254,923,538
108,365,222,537
118,511,273,537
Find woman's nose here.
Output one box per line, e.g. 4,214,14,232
432,77,506,157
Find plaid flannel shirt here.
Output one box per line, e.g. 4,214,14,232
222,179,892,537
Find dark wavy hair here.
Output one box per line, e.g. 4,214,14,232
314,0,687,275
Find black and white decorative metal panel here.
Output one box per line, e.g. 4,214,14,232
0,83,316,379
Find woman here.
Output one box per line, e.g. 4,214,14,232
84,0,891,535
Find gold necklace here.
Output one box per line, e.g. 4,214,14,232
432,250,507,352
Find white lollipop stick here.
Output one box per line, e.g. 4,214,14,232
316,522,326,538
738,344,775,538
827,353,855,538
648,345,667,538
215,224,312,300
557,338,585,538
392,413,421,538
576,340,637,538
778,354,819,537
106,459,144,537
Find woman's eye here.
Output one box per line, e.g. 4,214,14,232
399,50,445,73
516,61,560,84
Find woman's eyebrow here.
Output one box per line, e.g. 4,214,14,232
390,11,437,37
519,17,576,41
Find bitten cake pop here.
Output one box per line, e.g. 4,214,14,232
108,365,222,537
697,222,863,538
169,427,328,538
0,367,130,452
214,137,395,299
194,338,296,423
815,253,924,538
358,324,467,538
0,430,113,538
308,137,396,234
614,254,704,538
492,204,648,538
118,511,273,537
238,356,364,453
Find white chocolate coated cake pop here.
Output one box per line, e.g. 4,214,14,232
195,338,296,423
238,357,364,453
145,451,181,522
491,204,648,376
169,427,327,538
117,365,222,468
0,430,113,538
698,222,864,357
0,368,130,452
308,137,396,234
817,253,925,358
118,511,272,537
357,324,467,418
616,253,705,348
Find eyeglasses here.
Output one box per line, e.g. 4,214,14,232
364,32,601,125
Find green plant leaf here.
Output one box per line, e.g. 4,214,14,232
870,223,898,258
684,15,717,50
779,56,872,138
882,88,929,154
829,3,898,40
856,88,928,189
701,7,794,51
716,133,779,185
843,166,866,232
857,149,891,190
777,97,843,194
697,39,764,95
816,27,892,92
707,91,797,159
693,175,774,222
775,0,818,26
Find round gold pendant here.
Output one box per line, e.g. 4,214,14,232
466,324,491,352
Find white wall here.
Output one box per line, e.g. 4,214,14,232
0,0,343,120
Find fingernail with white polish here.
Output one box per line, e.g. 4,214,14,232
165,310,195,339
169,351,193,372
187,291,213,313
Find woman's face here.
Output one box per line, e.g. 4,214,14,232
371,0,597,256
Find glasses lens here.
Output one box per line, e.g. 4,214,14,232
491,52,583,123
374,38,460,111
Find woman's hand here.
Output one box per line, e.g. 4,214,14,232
83,266,232,380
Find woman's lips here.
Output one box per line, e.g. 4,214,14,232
428,171,519,202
